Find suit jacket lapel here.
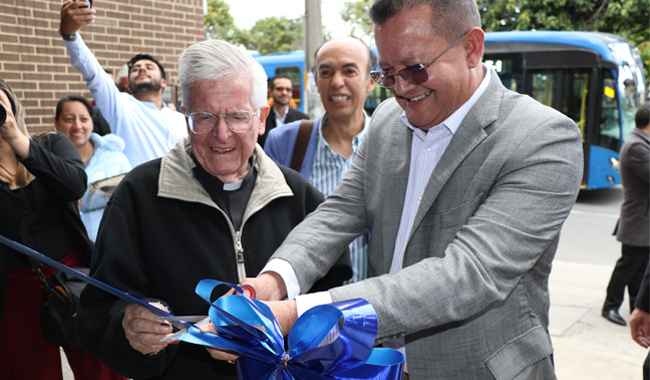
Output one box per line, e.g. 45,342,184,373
408,69,504,242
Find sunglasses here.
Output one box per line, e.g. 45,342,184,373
369,30,468,89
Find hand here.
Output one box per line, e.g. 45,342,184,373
60,0,96,37
122,303,177,355
199,322,239,363
200,300,297,364
629,308,650,348
267,300,297,337
0,102,29,158
238,272,287,301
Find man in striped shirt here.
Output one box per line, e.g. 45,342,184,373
264,37,377,283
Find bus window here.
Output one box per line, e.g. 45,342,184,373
597,73,621,152
561,70,590,141
620,72,639,140
526,69,590,141
365,85,393,114
484,54,523,93
274,66,302,108
528,71,559,108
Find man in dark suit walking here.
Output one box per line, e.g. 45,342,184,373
603,101,650,326
258,75,309,148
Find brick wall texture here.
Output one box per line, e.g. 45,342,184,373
1,0,205,134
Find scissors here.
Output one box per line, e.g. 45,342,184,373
158,284,256,342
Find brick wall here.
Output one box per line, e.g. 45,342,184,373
0,0,205,134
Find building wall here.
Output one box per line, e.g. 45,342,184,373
0,0,205,134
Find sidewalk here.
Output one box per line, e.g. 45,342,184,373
550,260,648,379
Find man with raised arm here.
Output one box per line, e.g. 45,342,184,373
59,1,186,167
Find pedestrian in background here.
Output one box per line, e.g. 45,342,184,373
603,101,650,326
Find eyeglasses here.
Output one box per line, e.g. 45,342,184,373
369,30,468,89
185,109,261,135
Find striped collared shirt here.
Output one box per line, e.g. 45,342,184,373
311,113,371,283
385,65,491,369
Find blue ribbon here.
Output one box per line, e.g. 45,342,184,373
179,280,404,380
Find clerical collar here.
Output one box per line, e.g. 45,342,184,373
223,179,243,191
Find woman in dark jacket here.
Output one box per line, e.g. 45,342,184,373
0,78,124,380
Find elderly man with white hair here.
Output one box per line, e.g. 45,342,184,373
76,39,351,380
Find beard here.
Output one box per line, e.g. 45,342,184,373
130,77,162,95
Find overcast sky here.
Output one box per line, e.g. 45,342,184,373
224,0,354,39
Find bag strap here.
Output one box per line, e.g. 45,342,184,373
290,120,315,172
18,220,48,288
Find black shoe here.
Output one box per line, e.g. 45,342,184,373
602,309,627,326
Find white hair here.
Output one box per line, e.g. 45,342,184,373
178,39,267,111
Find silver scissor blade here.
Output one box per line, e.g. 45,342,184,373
160,316,211,342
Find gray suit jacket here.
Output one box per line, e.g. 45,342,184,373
272,69,583,379
616,128,650,247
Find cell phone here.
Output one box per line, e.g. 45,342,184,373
76,0,92,9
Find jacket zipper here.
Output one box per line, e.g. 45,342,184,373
235,230,246,283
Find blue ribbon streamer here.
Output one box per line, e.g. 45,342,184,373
179,279,404,380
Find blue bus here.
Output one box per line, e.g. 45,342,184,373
254,31,646,189
484,31,646,189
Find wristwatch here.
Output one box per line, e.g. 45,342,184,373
58,29,77,39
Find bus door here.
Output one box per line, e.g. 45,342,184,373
524,67,618,188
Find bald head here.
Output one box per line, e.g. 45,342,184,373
314,37,376,77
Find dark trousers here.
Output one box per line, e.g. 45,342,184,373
603,244,650,312
0,251,126,380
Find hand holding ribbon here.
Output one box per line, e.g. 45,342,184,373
179,280,404,380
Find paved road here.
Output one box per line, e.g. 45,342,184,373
552,186,648,379
63,186,649,379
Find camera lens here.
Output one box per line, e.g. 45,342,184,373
0,105,6,126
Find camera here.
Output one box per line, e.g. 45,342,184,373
76,0,92,8
0,104,6,126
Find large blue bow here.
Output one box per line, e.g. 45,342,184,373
179,280,404,380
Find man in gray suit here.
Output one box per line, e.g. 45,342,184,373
602,101,650,326
207,0,583,378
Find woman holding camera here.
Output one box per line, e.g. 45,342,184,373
0,79,124,380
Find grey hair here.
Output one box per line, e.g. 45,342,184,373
178,39,267,112
369,0,481,42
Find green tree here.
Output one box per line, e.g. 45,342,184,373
232,16,304,55
341,0,373,42
204,0,238,40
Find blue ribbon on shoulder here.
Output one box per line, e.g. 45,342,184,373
179,279,404,380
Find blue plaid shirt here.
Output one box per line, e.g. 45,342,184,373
310,113,370,283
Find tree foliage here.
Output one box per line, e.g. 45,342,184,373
479,0,648,45
204,0,303,55
341,0,373,42
204,0,236,40
232,16,304,55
